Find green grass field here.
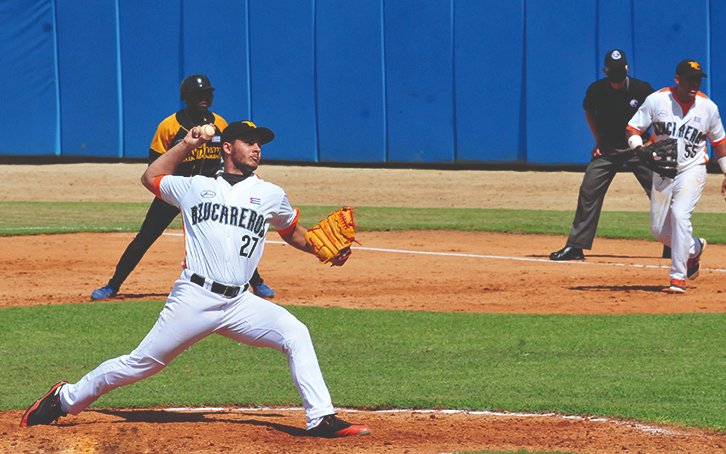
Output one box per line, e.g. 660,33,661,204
1,303,724,431
1,202,724,435
3,201,726,241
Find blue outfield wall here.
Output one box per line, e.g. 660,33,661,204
525,0,597,165
249,0,318,162
1,0,725,166
56,0,120,158
316,0,386,163
455,0,525,164
0,0,58,156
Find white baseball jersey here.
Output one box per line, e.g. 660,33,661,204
628,87,726,283
61,171,337,428
154,173,298,286
628,87,726,172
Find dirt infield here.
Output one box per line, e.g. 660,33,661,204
3,407,725,454
2,230,726,314
2,164,725,453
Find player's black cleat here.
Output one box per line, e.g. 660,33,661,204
307,414,370,438
686,238,706,280
549,246,585,261
20,381,68,427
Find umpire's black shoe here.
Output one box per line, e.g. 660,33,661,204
549,246,585,261
307,414,370,438
20,381,68,427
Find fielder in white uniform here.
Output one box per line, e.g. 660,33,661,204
627,59,726,293
20,121,370,438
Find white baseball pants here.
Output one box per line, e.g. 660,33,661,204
649,164,707,280
59,272,335,428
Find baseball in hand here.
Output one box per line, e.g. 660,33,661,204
201,124,215,137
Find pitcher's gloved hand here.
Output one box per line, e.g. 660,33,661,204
304,207,357,266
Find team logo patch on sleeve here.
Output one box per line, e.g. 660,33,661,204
250,197,261,205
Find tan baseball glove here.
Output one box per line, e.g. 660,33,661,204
304,207,356,266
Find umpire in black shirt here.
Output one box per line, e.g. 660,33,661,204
550,49,664,261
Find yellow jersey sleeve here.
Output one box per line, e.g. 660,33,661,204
149,113,181,155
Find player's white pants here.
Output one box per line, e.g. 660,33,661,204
649,164,706,280
59,273,335,428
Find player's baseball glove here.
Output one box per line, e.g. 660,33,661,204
305,207,356,266
634,138,678,179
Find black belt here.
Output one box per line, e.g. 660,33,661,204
190,273,248,298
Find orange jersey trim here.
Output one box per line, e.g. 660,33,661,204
712,137,726,147
668,86,700,116
670,87,689,111
152,174,167,199
276,208,300,237
626,125,643,134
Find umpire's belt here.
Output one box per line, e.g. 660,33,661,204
190,273,248,298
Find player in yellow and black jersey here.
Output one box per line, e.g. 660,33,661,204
148,79,227,177
91,74,275,300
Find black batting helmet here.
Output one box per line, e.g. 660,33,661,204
180,74,214,99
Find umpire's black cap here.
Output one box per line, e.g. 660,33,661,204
604,49,627,68
222,121,275,145
180,74,214,99
676,59,708,78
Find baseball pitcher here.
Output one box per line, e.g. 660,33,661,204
21,121,369,438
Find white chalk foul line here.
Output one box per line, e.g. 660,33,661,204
6,229,721,276
160,406,681,436
262,239,726,274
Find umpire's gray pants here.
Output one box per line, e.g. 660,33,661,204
566,149,652,250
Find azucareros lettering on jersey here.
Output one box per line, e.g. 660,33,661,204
652,122,707,143
189,202,267,236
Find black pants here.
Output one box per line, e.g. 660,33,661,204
566,150,653,250
106,197,264,291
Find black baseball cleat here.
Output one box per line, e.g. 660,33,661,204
549,246,585,261
686,238,706,280
20,381,68,427
307,414,371,438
